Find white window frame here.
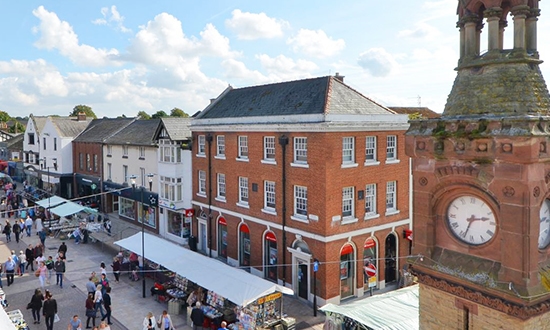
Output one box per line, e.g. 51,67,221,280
292,137,308,168
364,183,378,219
237,177,249,207
386,181,399,215
139,146,145,159
160,176,183,202
342,187,356,222
107,163,112,180
197,135,206,157
53,138,57,151
263,181,276,214
122,145,128,157
238,136,249,161
216,135,225,159
386,135,399,164
262,136,276,164
107,145,112,156
292,185,308,222
342,137,357,168
123,165,128,183
216,173,226,202
365,136,379,166
198,170,206,196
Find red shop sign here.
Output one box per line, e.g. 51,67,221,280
185,209,195,217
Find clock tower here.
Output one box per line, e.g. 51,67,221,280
405,0,550,328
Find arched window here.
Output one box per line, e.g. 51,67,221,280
264,232,277,281
239,224,250,269
218,217,227,260
340,244,355,299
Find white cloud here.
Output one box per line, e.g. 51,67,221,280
225,9,288,40
257,54,318,76
357,48,399,77
287,29,345,58
92,5,131,33
398,22,441,39
32,6,121,67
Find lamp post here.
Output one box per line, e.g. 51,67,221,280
41,157,57,227
313,259,319,317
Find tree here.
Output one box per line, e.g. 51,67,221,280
0,111,11,123
8,122,24,134
151,110,168,119
170,108,189,118
137,111,151,120
69,105,97,119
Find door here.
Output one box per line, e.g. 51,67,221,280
385,234,397,283
297,261,308,300
199,222,207,253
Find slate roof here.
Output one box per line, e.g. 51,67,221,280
6,134,23,149
51,116,93,138
30,115,48,134
389,107,441,119
104,119,161,146
160,117,191,141
74,118,135,143
195,76,394,120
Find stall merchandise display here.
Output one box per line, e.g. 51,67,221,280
235,293,282,329
202,305,223,319
207,290,225,309
7,309,29,330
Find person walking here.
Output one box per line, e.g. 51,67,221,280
143,312,156,330
37,261,47,290
4,256,15,286
99,273,109,296
12,219,20,243
94,284,106,320
3,220,11,242
111,257,120,283
85,293,96,329
86,276,97,296
68,315,82,330
25,244,34,271
25,215,33,237
11,250,20,276
101,286,112,325
43,291,57,330
58,242,68,259
38,227,47,248
35,216,43,234
18,250,26,276
158,310,176,330
218,321,228,330
29,288,44,324
190,302,205,330
54,256,66,288
45,255,54,284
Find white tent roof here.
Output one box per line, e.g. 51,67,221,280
0,309,19,330
320,285,419,330
115,233,293,307
35,196,67,208
49,201,85,217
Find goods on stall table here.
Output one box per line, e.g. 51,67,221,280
7,309,29,330
207,291,225,309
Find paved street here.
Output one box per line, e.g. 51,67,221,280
0,215,325,330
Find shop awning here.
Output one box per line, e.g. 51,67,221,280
49,201,86,217
0,308,18,330
115,233,294,307
320,285,419,330
35,196,68,208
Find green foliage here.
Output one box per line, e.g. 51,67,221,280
170,108,189,117
137,111,151,120
0,111,11,123
151,110,168,119
8,122,24,134
408,112,422,120
70,105,97,119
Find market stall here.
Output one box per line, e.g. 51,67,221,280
115,233,294,329
319,285,419,330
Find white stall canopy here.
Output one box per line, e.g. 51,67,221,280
35,196,67,208
115,232,293,307
320,285,419,330
49,201,86,217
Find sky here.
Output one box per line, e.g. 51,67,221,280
1,1,550,119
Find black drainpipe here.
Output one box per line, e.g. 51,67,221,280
278,135,289,285
206,133,213,258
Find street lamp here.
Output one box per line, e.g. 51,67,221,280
41,157,57,228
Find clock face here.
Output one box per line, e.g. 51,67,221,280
446,195,497,245
539,199,550,249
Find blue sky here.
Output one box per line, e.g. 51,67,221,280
1,1,549,118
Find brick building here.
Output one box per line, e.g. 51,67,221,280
191,75,410,305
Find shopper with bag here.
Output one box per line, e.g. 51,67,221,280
85,293,96,329
43,291,58,330
157,310,175,330
190,303,204,330
143,312,156,330
29,288,44,324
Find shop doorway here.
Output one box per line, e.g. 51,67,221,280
297,260,308,300
340,244,355,299
264,232,277,282
384,233,397,284
199,221,207,253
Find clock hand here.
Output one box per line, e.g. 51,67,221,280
464,215,476,236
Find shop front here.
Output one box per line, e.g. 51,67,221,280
115,233,294,329
75,173,101,206
103,180,158,229
363,237,378,292
159,198,193,245
340,244,355,299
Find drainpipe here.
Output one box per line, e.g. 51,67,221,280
206,133,213,258
278,135,289,285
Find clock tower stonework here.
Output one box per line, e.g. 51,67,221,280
405,0,550,328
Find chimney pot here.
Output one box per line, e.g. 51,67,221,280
77,112,86,121
334,72,345,83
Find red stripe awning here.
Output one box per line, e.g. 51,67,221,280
239,224,249,233
265,232,277,242
341,244,353,255
218,217,227,225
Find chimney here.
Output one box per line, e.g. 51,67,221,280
77,112,86,121
210,98,216,104
334,72,345,83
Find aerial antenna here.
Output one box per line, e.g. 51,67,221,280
417,95,422,107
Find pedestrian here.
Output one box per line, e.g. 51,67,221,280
190,302,205,330
68,314,82,330
25,215,33,236
12,219,20,243
34,245,44,265
100,273,109,296
4,256,15,286
0,199,6,218
100,262,107,275
25,244,34,271
85,293,96,329
35,216,43,234
42,291,57,330
38,227,47,247
3,219,11,242
101,286,112,325
38,261,47,290
158,310,176,330
45,255,54,284
86,276,97,296
54,256,65,288
143,312,156,330
10,250,19,276
99,321,111,330
111,257,120,283
29,288,44,324
94,284,106,320
18,250,26,275
58,242,68,259
218,321,228,330
72,227,82,244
